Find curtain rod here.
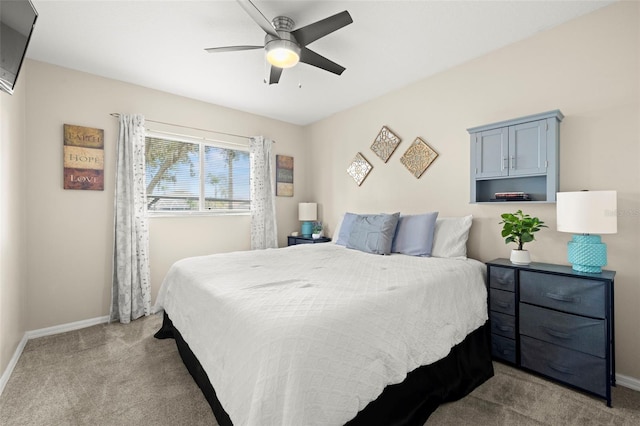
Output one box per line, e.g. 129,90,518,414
110,113,253,141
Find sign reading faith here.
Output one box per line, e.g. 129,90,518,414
63,124,104,190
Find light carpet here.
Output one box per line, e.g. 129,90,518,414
1,314,638,425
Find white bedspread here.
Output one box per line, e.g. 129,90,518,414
156,243,488,426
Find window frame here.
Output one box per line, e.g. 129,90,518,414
144,131,251,217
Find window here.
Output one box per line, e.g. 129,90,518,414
145,133,250,214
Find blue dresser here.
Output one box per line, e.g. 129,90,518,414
486,258,615,406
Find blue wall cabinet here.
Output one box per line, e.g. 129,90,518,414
469,110,563,203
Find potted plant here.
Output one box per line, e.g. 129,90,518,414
312,222,323,239
499,210,547,265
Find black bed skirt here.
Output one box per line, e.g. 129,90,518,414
155,313,494,426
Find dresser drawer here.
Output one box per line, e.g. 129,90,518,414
490,311,516,339
491,334,516,364
490,288,516,315
521,336,605,397
519,304,605,358
489,266,515,292
520,271,605,318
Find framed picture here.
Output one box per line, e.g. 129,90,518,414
276,155,294,196
63,124,104,190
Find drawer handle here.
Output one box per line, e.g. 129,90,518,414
495,300,511,309
497,325,513,332
542,326,572,340
548,362,574,375
544,292,579,303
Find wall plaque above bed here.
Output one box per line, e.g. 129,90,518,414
347,152,373,186
400,137,438,179
371,126,401,163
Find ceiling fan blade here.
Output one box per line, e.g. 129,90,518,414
205,45,263,53
299,48,345,75
291,11,353,47
268,66,283,85
236,0,279,38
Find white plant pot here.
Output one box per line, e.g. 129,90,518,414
510,249,531,265
312,233,321,239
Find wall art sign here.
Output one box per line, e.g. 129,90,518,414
399,137,438,179
370,126,401,163
63,124,104,190
276,154,294,196
347,152,373,186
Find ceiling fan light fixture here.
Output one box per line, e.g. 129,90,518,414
266,39,301,68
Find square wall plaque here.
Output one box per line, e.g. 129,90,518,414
347,152,373,186
399,137,438,179
370,126,401,163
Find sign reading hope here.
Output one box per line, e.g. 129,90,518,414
63,124,104,190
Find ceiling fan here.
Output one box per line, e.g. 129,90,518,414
205,0,353,85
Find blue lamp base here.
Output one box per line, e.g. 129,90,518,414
301,221,313,238
567,234,607,273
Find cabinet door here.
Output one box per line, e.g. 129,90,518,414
508,120,547,176
473,128,508,178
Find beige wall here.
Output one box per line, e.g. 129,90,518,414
2,0,638,385
307,2,640,379
0,77,28,374
23,61,308,330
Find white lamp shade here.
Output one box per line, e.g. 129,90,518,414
298,202,317,221
556,191,617,234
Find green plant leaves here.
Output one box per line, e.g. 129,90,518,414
498,209,547,250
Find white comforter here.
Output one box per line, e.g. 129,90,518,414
156,243,487,426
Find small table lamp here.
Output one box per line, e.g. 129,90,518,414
556,190,617,273
298,202,317,237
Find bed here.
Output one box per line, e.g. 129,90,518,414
155,214,493,425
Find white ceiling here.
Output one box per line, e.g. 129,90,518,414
26,0,615,125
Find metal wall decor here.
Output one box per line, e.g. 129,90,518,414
370,126,401,163
400,137,438,179
347,152,373,186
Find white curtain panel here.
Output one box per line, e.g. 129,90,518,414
249,136,278,249
110,114,151,323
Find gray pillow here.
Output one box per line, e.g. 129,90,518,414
346,212,400,255
335,212,358,246
391,212,439,256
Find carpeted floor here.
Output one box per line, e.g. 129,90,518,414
1,314,639,425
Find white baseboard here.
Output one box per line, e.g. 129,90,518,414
0,334,28,397
616,373,640,392
0,315,109,398
25,315,109,340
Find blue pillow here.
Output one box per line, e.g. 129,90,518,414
391,212,439,256
335,212,358,246
346,213,400,255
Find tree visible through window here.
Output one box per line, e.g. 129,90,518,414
145,134,250,213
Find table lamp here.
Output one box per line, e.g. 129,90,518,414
556,190,617,273
298,202,317,237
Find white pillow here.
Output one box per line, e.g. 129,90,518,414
331,213,345,242
431,215,473,259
